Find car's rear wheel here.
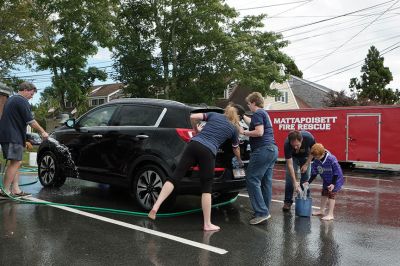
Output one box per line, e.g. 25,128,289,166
131,164,175,211
38,151,66,188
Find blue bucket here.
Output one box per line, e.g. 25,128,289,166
295,197,312,217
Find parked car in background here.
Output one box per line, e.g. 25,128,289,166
26,132,42,146
37,98,249,210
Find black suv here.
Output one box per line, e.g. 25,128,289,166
37,98,249,210
26,132,42,146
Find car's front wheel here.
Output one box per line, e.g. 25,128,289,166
38,151,66,188
131,164,175,211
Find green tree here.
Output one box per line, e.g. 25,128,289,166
32,85,62,129
349,46,399,105
284,59,303,78
0,0,39,78
113,1,296,104
32,0,117,111
323,90,357,107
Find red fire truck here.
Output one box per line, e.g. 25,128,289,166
267,105,400,167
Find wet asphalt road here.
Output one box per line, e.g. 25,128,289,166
1,165,400,266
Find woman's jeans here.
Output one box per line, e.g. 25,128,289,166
284,157,311,204
246,144,278,217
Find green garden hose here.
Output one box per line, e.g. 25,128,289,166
1,161,238,218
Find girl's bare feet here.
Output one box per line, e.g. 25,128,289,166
148,209,157,220
321,215,334,221
203,224,220,231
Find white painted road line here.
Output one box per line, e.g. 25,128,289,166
273,168,394,182
239,193,319,210
25,197,228,255
272,179,370,193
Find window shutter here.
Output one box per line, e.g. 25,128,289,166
285,92,288,103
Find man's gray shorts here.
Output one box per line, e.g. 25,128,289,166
1,143,24,161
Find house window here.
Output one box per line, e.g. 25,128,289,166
98,99,105,105
91,99,98,106
275,92,288,103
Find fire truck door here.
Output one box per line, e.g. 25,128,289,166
346,114,380,162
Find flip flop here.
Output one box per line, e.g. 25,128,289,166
12,191,31,197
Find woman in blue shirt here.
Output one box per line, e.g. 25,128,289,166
148,104,243,231
241,92,278,225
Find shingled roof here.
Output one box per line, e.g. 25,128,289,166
89,83,124,97
289,75,334,108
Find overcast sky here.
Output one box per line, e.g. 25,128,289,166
14,0,400,104
227,0,400,92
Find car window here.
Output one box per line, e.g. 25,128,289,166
79,105,118,127
113,105,162,126
31,133,41,141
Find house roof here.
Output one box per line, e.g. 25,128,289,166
289,75,334,108
216,74,334,110
89,83,124,97
215,84,251,111
0,82,11,96
294,95,311,108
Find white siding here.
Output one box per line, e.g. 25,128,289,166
264,81,299,110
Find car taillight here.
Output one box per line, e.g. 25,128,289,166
191,166,225,172
176,128,196,142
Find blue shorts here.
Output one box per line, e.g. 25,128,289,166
1,143,24,161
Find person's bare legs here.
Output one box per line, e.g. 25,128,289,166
148,181,175,220
11,172,22,194
321,198,335,220
202,193,220,231
313,196,328,216
2,160,21,194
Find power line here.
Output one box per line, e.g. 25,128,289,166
289,13,400,43
308,40,400,83
9,59,113,76
5,1,400,85
8,27,400,83
269,0,313,18
303,0,400,70
285,10,400,39
294,33,400,61
311,46,400,83
276,0,398,33
236,1,312,11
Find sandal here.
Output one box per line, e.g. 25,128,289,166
13,191,31,197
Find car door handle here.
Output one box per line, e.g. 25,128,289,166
136,134,149,140
92,134,103,139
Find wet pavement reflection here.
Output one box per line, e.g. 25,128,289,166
1,164,400,265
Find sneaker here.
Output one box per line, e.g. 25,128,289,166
282,202,292,212
249,214,271,225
